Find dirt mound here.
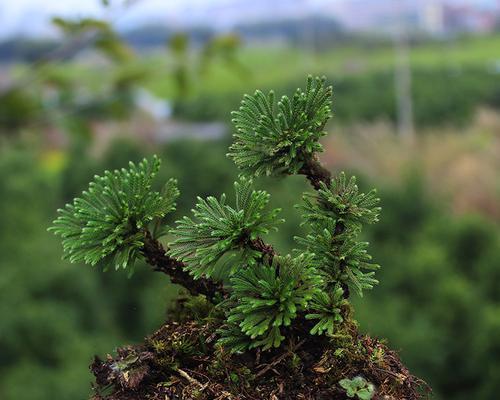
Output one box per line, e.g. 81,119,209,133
90,305,428,400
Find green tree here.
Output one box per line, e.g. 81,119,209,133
50,76,425,399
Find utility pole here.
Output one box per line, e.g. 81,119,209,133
393,1,415,141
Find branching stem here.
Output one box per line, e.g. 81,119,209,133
248,237,276,264
299,154,350,298
141,231,226,300
299,155,332,190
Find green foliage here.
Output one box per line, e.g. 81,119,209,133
296,228,379,296
168,177,283,279
339,376,375,399
306,285,347,335
296,174,381,297
0,88,40,131
47,76,388,357
52,17,132,61
356,179,500,400
50,156,179,271
228,75,332,176
219,254,320,351
301,174,381,228
49,76,385,354
4,131,498,399
199,78,382,349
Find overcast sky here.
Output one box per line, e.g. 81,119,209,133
1,0,311,37
0,0,235,38
0,0,495,39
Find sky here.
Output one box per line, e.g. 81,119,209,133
0,0,303,37
0,0,497,39
0,0,221,38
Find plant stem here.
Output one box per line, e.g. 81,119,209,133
249,237,276,264
299,154,350,298
299,155,332,190
141,231,226,300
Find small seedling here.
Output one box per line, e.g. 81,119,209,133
339,376,375,399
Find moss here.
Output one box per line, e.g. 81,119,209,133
89,301,429,399
90,311,429,400
167,295,216,323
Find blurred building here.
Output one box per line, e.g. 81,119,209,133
421,0,446,35
322,0,500,36
443,3,499,34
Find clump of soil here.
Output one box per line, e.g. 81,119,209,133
90,298,429,400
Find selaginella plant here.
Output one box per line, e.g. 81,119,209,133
51,76,427,399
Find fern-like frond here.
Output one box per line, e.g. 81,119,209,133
295,172,381,296
219,254,320,352
300,173,381,228
228,75,332,176
306,285,347,336
50,156,179,271
168,176,283,279
216,322,254,354
295,221,379,296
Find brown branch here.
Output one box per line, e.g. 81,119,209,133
176,368,206,389
254,339,306,378
248,237,277,264
298,154,332,190
141,231,225,300
142,231,278,300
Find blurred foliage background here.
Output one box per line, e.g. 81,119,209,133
1,1,499,399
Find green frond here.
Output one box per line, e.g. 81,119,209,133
295,172,381,296
296,224,379,297
228,75,332,176
306,285,348,336
216,323,254,353
168,176,283,279
49,156,179,271
218,254,321,352
300,172,381,228
340,239,380,295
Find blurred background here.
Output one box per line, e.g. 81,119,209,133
1,0,499,399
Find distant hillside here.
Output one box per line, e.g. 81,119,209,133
119,16,346,50
0,38,58,62
234,16,345,47
119,25,215,49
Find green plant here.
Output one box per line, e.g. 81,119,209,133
339,376,375,399
219,253,320,351
51,76,381,353
228,76,332,176
50,156,179,272
168,177,283,279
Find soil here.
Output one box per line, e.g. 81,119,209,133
89,298,429,400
